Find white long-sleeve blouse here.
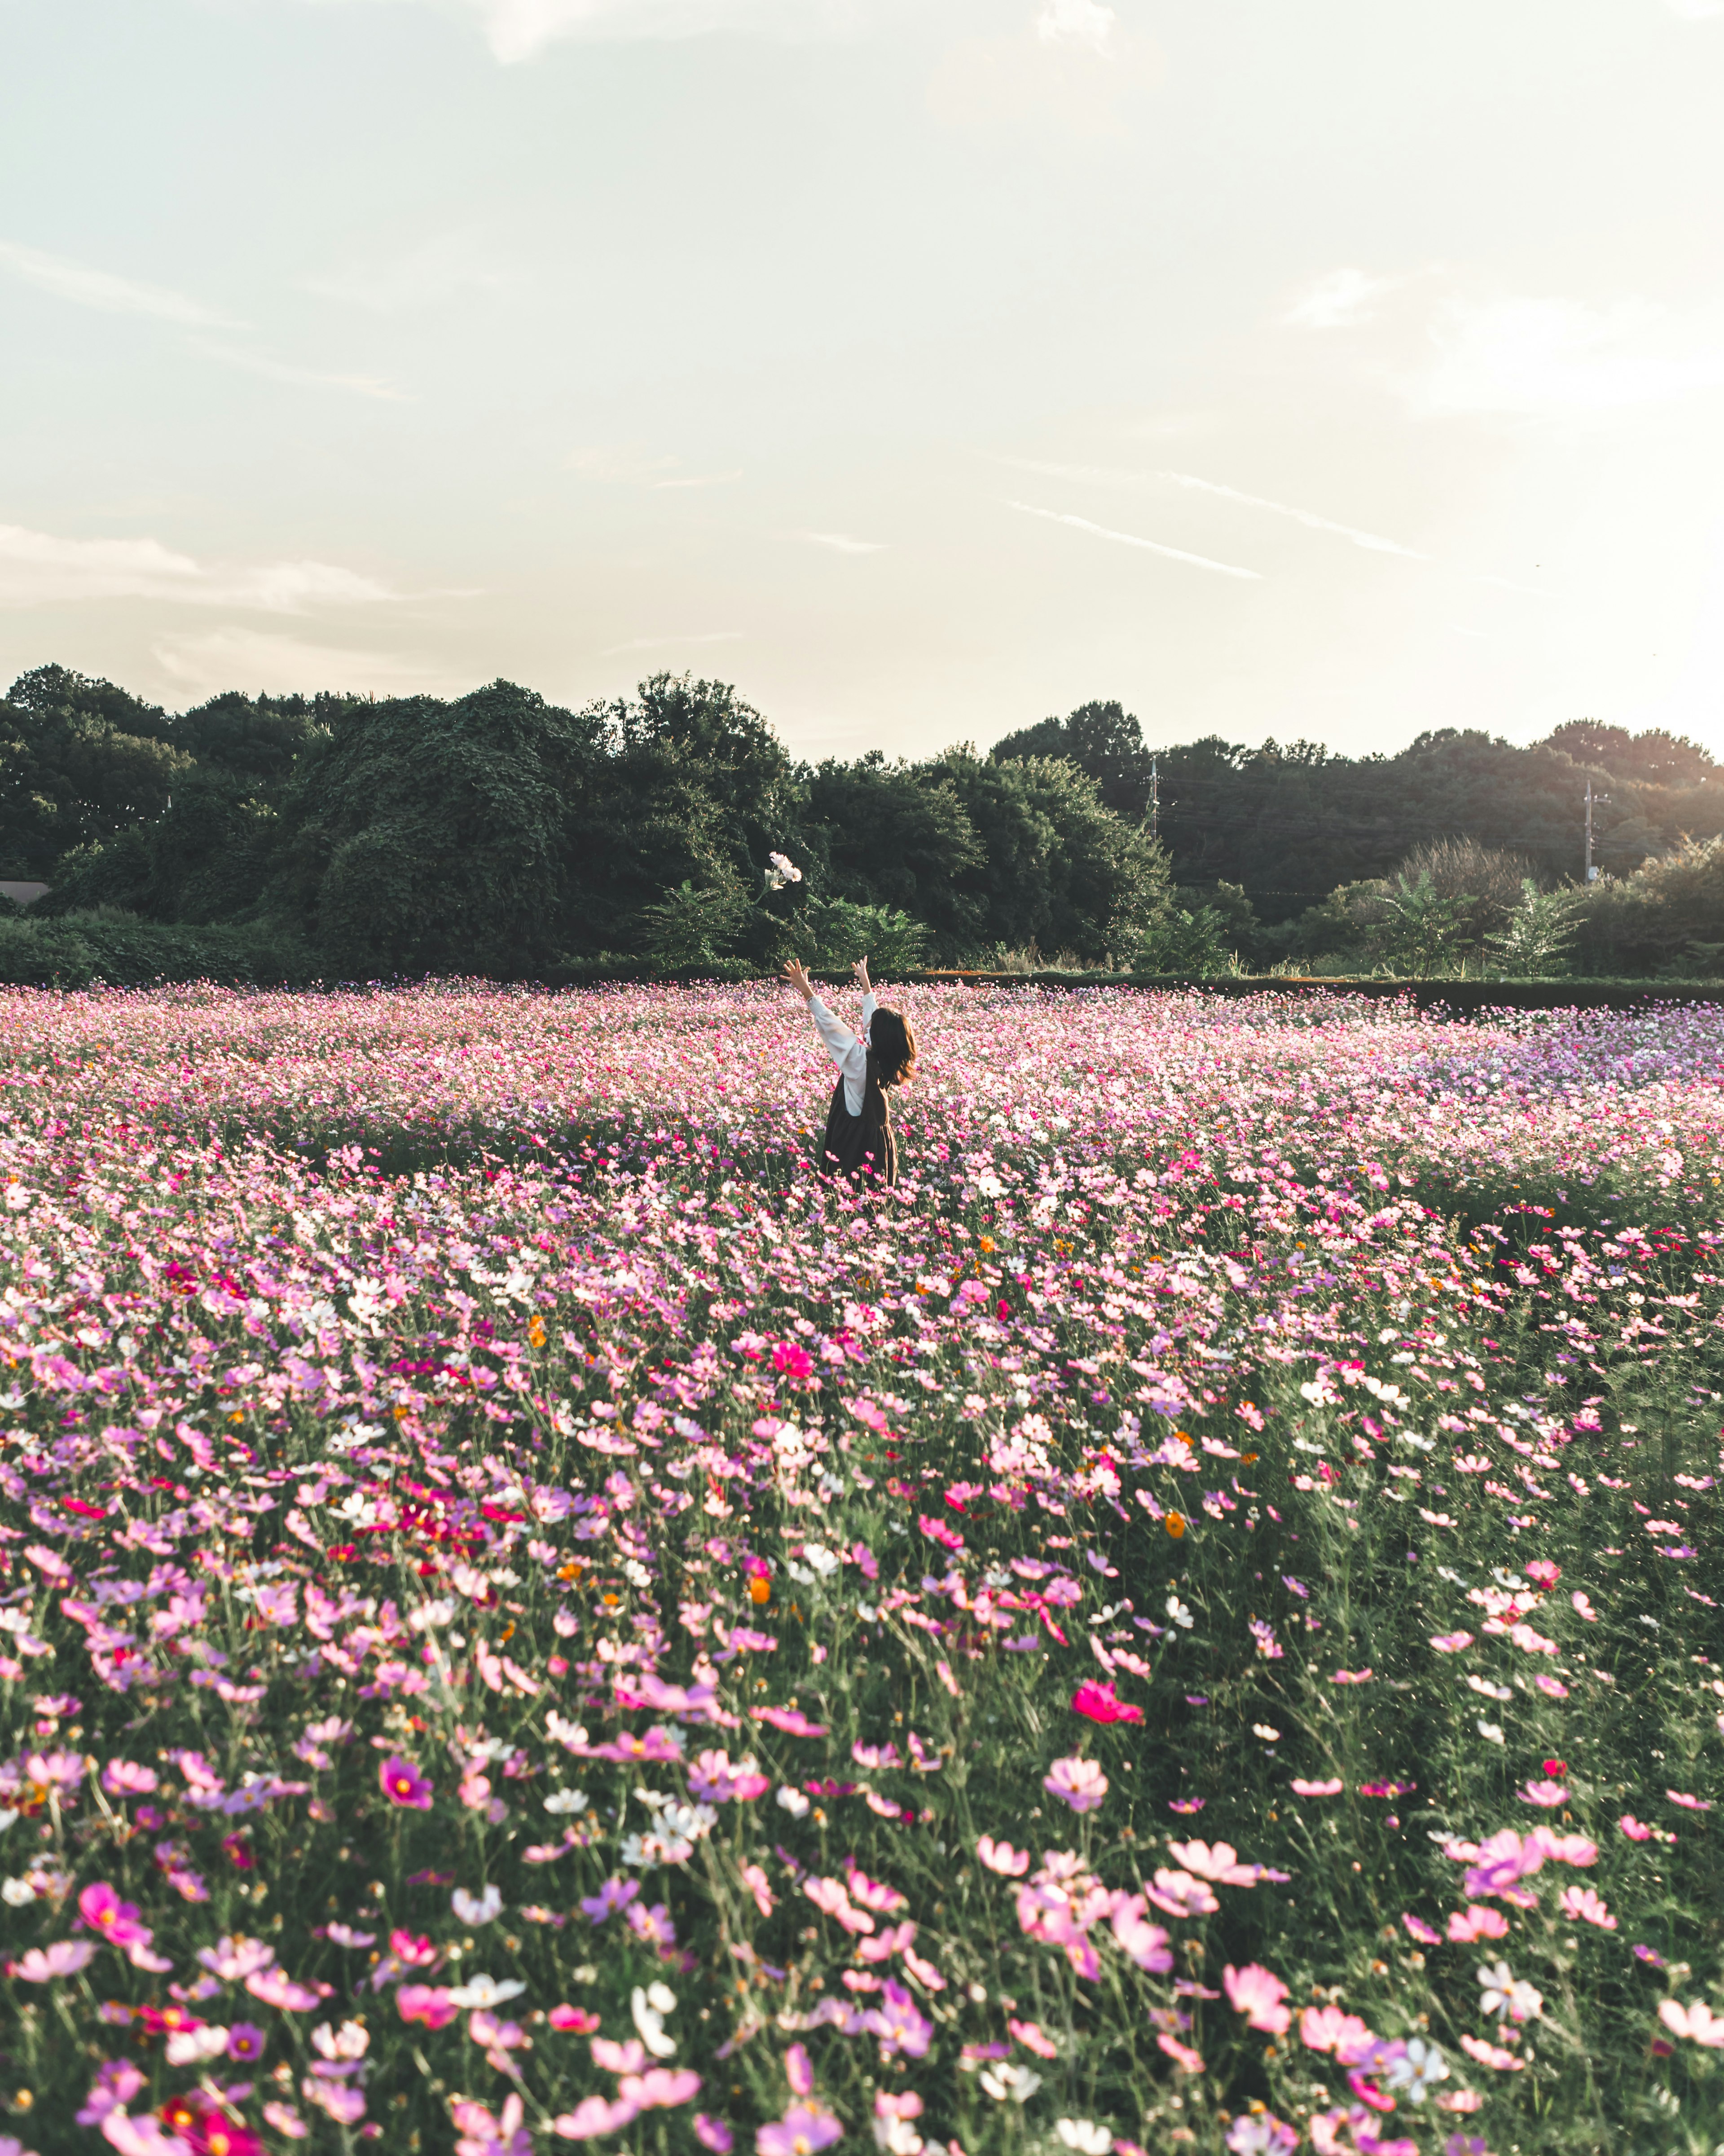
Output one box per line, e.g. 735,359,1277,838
807,992,878,1119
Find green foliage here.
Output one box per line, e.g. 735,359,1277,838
1135,902,1241,975
805,896,930,971
638,873,753,967
0,907,312,986
1486,878,1583,976
990,697,1157,818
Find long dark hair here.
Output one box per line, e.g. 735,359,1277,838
867,1007,918,1090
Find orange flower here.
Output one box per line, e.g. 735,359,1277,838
749,1574,772,1606
1165,1512,1187,1539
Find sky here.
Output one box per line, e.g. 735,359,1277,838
3,0,1724,763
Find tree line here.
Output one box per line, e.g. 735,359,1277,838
3,662,1722,980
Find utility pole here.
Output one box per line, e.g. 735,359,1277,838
1584,777,1610,883
1148,757,1160,847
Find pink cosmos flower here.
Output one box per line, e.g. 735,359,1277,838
379,1755,434,1809
1144,1869,1219,1918
1043,1757,1108,1813
1401,1914,1442,1944
1458,2033,1525,2072
1559,1886,1616,1929
78,1881,152,1949
1447,1906,1509,1942
101,1760,158,1796
1330,1668,1373,1685
1166,1839,1259,1885
247,1966,323,2010
593,2039,649,2075
1291,1778,1345,1797
1008,2018,1059,2058
549,2006,603,2034
8,1940,97,1981
1156,2033,1205,2074
1667,1790,1713,1811
1517,1781,1568,1808
1109,1893,1174,1972
1300,2006,1375,2061
618,2070,702,2112
1223,1962,1292,2035
695,2119,735,2155
553,2095,641,2139
1660,1999,1724,2047
977,1836,1031,1876
756,2106,843,2156
398,1985,460,2029
1619,1815,1654,1841
1429,1632,1474,1653
1071,1680,1143,1726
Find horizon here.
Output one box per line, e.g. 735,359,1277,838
4,1,1724,764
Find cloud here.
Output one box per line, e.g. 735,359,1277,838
1005,500,1259,580
1152,470,1426,559
987,455,1424,557
1413,295,1724,416
0,523,396,612
599,628,745,654
1284,267,1404,331
798,531,886,553
299,0,884,63
1035,0,1115,55
571,446,742,489
153,628,454,699
0,238,239,327
189,341,404,400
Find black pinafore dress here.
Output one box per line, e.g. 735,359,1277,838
818,1049,898,1187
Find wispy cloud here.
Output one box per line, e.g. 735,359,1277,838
1284,267,1403,330
153,628,453,699
798,531,886,554
1004,500,1259,580
0,238,239,327
189,341,405,400
1153,471,1426,559
1412,295,1724,416
989,455,1424,558
0,523,396,612
599,628,745,655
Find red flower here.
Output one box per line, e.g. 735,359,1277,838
1071,1680,1144,1726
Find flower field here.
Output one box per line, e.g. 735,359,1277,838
3,979,1724,2156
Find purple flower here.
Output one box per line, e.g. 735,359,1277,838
756,2107,843,2156
379,1755,434,1810
862,1979,933,2061
581,1876,641,1923
695,2116,735,2155
228,2023,267,2061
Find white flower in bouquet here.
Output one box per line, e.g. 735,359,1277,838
765,852,803,891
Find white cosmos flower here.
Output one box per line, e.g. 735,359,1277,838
1477,1720,1505,1744
451,1884,502,1926
1252,1724,1280,1742
1055,2123,1112,2155
631,1982,677,2058
1165,1595,1194,1630
776,1786,812,1819
979,2063,1041,2103
543,1786,588,1815
447,1974,527,2009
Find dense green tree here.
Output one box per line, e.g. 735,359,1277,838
277,679,607,976
991,698,1157,818
1,666,189,877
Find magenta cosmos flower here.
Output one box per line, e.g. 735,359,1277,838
1043,1756,1108,1813
380,1755,434,1809
1070,1680,1143,1726
756,2106,843,2156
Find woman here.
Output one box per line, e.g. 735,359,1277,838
780,955,918,1187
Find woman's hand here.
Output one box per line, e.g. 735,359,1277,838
781,958,815,1002
851,956,872,992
